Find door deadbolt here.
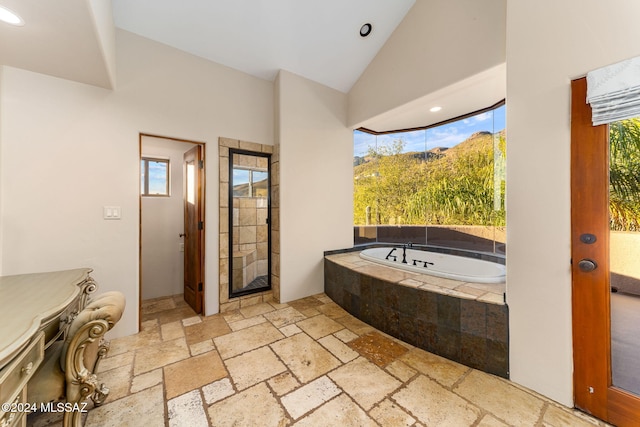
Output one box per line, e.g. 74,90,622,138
580,233,597,244
578,259,597,272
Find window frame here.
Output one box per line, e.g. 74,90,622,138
141,157,170,197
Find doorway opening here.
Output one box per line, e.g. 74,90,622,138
139,134,206,323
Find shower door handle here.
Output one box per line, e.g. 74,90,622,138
578,259,597,272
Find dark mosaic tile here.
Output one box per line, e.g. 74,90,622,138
398,313,417,346
416,290,438,323
437,294,461,330
347,331,409,367
341,289,353,313
460,299,487,337
370,303,386,332
460,333,487,371
486,304,508,342
384,282,400,311
384,308,400,337
360,274,373,305
436,326,461,361
415,319,437,353
397,285,418,317
486,339,509,378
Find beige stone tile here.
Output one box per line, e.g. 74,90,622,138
141,297,176,314
334,315,374,336
108,328,162,355
98,364,131,402
333,328,359,343
240,302,275,318
207,382,290,427
225,346,287,390
292,394,377,427
164,351,227,399
141,319,159,331
354,264,416,283
222,310,244,323
369,399,416,427
184,315,232,345
202,378,235,405
297,314,344,339
279,324,302,337
385,360,418,383
392,375,481,426
318,335,359,363
190,339,215,356
399,348,468,388
149,306,199,325
478,413,510,426
328,357,401,410
288,296,324,313
297,307,321,317
270,333,341,384
97,350,134,373
281,376,341,420
264,306,307,328
130,369,163,393
133,337,190,375
86,384,165,427
214,322,285,359
542,403,601,427
315,302,349,319
161,320,185,341
454,370,544,426
168,389,208,427
268,372,301,396
228,315,267,331
182,315,202,326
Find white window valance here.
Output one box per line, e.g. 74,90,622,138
586,55,640,126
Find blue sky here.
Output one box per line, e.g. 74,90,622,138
354,104,506,157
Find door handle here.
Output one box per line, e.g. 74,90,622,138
578,259,597,272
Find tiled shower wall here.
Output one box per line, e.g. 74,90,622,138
219,137,280,312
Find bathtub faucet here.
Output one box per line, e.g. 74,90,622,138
385,248,397,262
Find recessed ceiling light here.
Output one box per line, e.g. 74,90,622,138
430,106,442,113
360,23,372,37
0,5,24,26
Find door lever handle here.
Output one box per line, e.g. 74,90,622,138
179,233,186,238
578,259,597,272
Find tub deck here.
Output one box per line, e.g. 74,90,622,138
324,250,509,378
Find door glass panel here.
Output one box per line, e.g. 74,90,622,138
609,117,640,396
229,151,271,297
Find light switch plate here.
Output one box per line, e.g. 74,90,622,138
103,206,121,220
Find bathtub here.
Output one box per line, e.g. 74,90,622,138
359,246,505,284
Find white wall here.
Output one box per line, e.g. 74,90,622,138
141,136,194,300
348,0,506,128
506,0,640,406
277,70,353,302
0,29,273,337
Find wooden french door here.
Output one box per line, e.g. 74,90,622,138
571,77,640,426
183,145,204,314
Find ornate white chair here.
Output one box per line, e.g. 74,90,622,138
27,291,126,427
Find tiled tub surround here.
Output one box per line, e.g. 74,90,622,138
324,250,509,378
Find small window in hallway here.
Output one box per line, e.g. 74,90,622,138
141,157,170,196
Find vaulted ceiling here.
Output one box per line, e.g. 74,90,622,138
0,0,505,132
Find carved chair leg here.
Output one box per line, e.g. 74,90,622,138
92,383,110,407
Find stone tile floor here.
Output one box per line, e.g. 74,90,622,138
29,293,610,427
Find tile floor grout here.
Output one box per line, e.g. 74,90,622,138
29,293,610,427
